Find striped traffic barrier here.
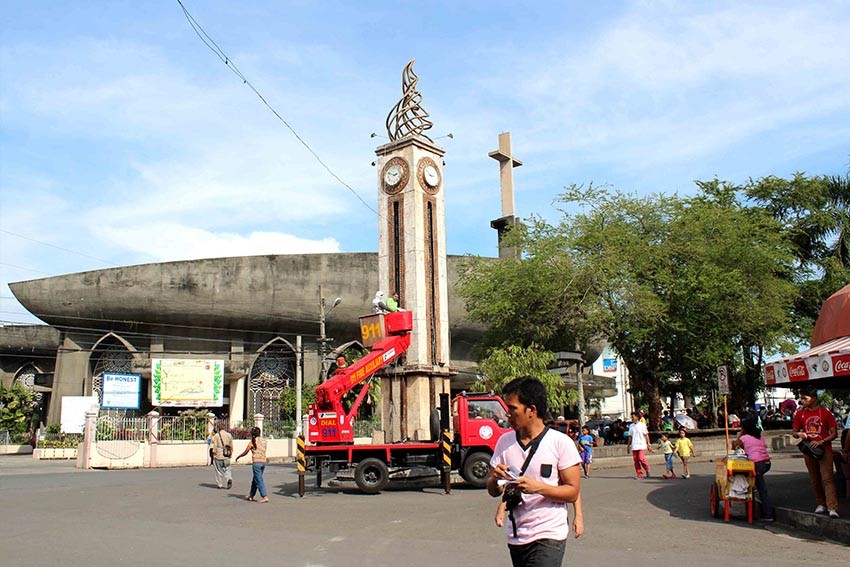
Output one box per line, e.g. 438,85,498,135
297,434,306,497
442,429,452,494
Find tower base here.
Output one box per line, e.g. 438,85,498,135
380,366,455,442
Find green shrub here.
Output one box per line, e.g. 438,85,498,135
0,383,37,439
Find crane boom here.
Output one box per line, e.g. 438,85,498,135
308,310,412,444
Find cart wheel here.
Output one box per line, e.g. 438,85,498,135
710,482,722,518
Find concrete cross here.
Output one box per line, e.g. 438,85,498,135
488,132,522,217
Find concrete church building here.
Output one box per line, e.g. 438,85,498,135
1,252,486,427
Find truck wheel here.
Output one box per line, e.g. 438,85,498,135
430,409,441,441
354,458,390,494
462,452,491,488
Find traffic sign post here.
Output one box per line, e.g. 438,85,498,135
717,365,730,396
717,365,731,454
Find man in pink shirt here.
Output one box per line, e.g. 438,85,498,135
488,376,582,567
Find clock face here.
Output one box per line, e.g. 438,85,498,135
384,164,402,186
424,165,440,187
417,157,441,194
381,157,409,194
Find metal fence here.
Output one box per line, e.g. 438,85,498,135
95,416,149,442
157,415,206,442
354,418,381,438
0,428,30,445
227,418,381,439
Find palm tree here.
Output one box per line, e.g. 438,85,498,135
824,173,850,269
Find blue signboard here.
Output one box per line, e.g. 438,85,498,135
602,358,618,373
101,372,142,409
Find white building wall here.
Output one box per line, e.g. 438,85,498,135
589,345,632,419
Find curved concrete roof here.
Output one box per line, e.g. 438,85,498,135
9,252,486,369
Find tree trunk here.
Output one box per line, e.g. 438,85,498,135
646,382,663,431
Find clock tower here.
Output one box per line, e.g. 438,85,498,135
375,60,453,442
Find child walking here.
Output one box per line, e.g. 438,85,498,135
674,428,696,479
578,426,594,478
658,433,676,479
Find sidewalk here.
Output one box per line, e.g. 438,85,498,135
592,445,850,545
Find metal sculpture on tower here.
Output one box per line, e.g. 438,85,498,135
385,59,433,142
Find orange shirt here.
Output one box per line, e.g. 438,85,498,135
250,437,267,463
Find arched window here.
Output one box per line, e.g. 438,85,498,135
91,337,135,416
13,363,47,426
13,363,39,395
249,340,296,418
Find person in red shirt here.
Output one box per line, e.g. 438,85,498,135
793,388,839,518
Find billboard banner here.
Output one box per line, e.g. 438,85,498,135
101,373,141,409
61,396,98,434
152,359,224,407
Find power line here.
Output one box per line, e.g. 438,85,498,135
175,0,378,216
0,262,54,276
0,229,118,267
0,312,324,340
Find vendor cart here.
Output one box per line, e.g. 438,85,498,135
709,455,756,523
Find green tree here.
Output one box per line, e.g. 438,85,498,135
457,220,596,354
474,344,577,416
745,173,850,339
568,183,797,423
459,182,798,428
279,386,317,420
0,383,37,442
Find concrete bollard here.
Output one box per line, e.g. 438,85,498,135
147,411,159,468
254,413,264,434
81,406,98,470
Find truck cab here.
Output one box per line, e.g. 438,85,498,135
452,393,513,487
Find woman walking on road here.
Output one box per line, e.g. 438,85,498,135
236,427,269,503
733,418,774,521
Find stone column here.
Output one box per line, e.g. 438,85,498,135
253,413,264,433
147,410,159,468
49,333,93,426
230,375,245,428
207,412,216,437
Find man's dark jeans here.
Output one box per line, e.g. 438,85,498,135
508,538,566,567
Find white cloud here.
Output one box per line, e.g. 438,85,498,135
502,2,850,172
92,222,339,262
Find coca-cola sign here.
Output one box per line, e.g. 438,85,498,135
786,361,809,382
833,354,850,377
765,365,776,385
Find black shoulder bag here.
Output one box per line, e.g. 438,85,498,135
502,427,549,538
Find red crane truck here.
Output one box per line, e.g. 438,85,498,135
305,310,512,493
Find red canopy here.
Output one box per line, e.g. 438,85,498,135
765,284,850,386
812,284,850,346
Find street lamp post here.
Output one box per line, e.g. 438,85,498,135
318,284,342,383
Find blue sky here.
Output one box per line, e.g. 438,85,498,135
2,1,849,324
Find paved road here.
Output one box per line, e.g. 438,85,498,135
0,455,846,566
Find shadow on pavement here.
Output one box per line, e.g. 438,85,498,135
644,474,767,530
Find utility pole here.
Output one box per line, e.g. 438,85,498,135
576,360,587,426
295,335,302,435
317,284,341,383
